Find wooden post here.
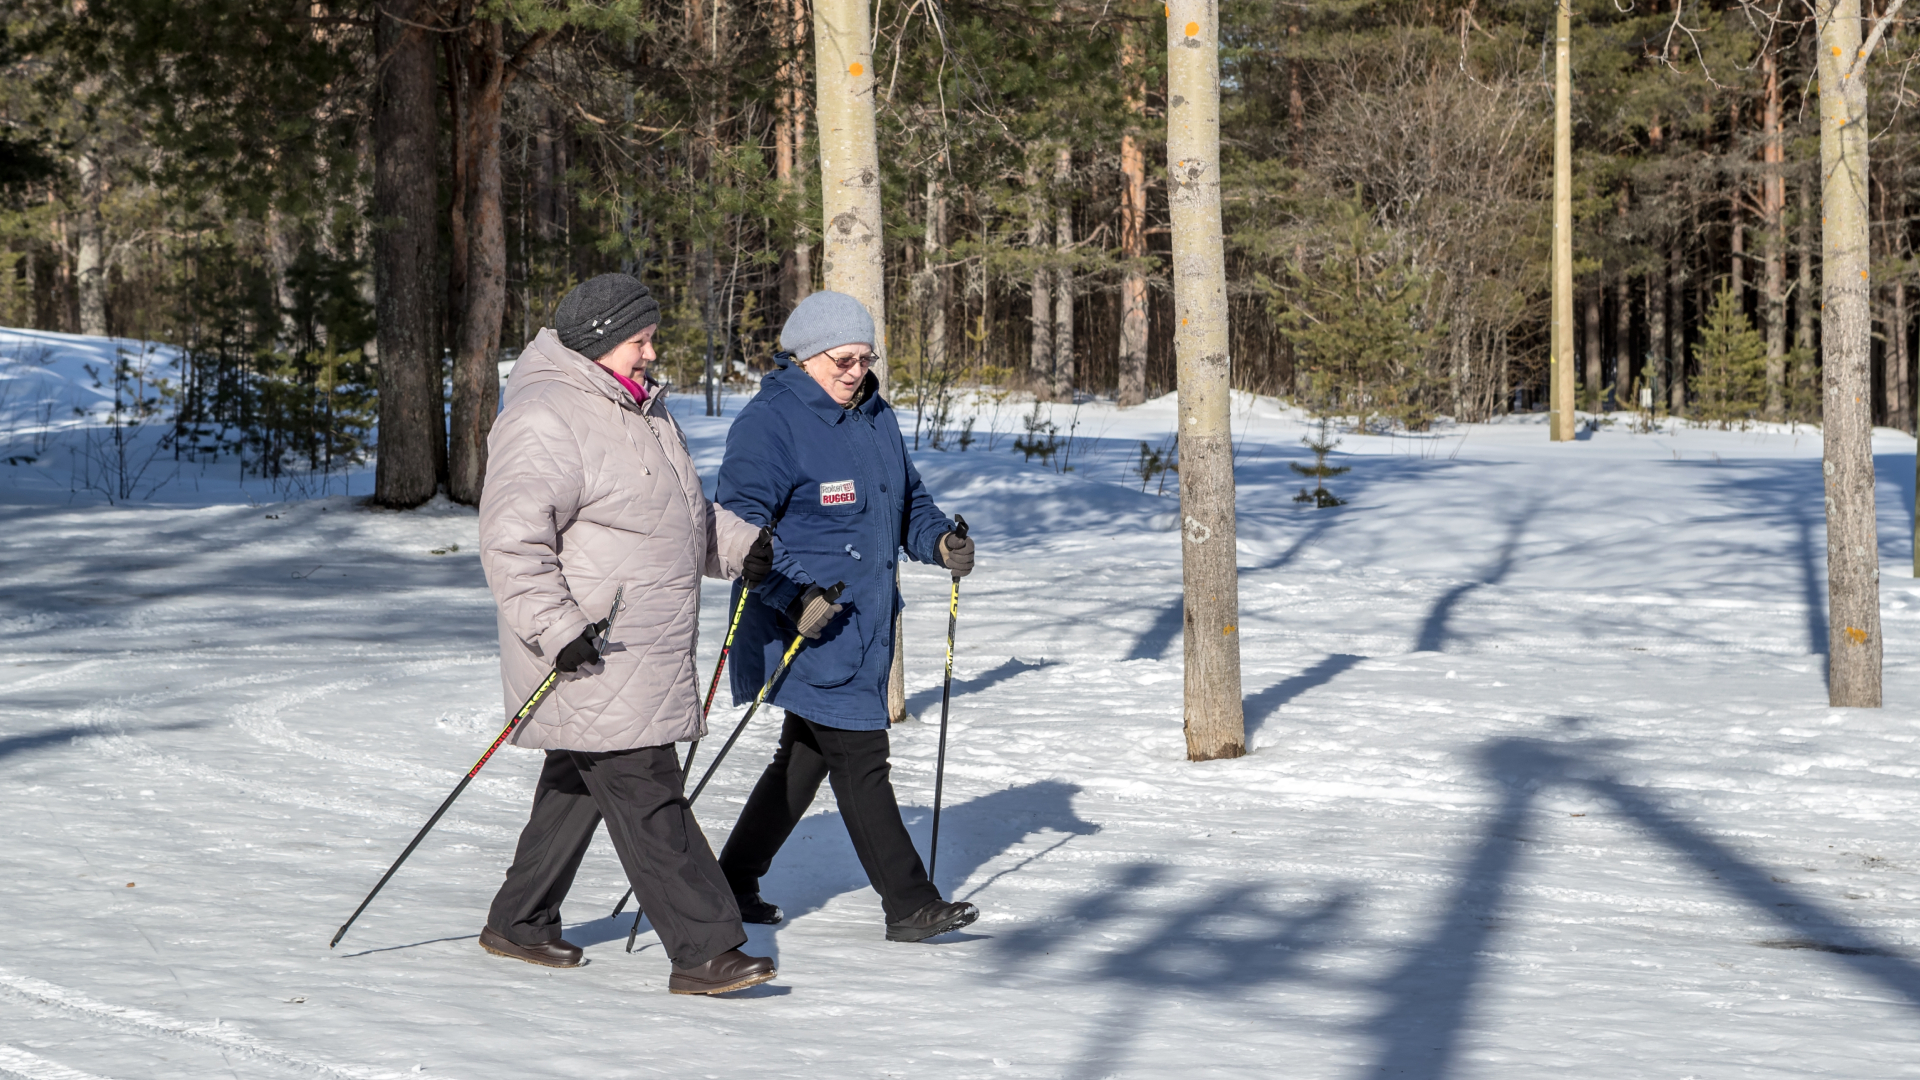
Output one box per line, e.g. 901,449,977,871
1167,0,1244,761
1549,0,1576,441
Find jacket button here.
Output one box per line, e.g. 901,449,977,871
885,559,894,569
881,483,888,493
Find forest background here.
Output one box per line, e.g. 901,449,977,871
0,0,1902,506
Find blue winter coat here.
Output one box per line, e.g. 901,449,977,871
717,355,955,728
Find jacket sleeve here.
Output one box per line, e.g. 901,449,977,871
703,501,760,580
899,436,955,566
478,398,593,656
717,404,813,613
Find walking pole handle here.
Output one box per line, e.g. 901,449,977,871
948,515,968,582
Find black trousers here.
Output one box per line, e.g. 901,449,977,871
718,711,941,923
487,746,744,969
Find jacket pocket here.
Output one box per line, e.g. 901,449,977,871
789,601,865,688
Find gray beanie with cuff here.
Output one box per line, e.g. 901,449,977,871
780,290,876,363
554,273,661,360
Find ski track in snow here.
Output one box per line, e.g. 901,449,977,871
0,970,397,1079
0,1044,118,1080
9,335,1920,1076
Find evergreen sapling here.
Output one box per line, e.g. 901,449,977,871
1292,417,1350,507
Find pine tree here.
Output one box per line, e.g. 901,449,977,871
1691,284,1768,427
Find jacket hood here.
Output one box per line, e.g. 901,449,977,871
507,328,664,413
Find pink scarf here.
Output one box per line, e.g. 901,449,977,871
605,367,649,405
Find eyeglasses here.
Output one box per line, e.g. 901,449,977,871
816,352,877,371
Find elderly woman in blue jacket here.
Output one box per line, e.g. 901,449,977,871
715,290,979,943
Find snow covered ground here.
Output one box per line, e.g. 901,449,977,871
6,330,1920,1078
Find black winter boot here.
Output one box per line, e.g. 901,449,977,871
885,899,978,942
735,892,784,925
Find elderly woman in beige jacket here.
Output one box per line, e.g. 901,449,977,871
476,273,775,996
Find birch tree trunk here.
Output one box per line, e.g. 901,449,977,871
925,173,948,377
812,0,902,719
1117,24,1150,407
813,0,886,386
1026,157,1051,386
1052,146,1075,400
74,151,107,338
1168,0,1244,761
371,0,441,508
1817,0,1881,707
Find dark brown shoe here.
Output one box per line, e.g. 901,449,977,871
668,948,776,995
479,926,583,969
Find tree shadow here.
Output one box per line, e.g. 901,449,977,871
1243,653,1366,740
1360,735,1920,1079
1411,502,1538,653
993,862,1355,1080
1693,459,1829,660
1124,596,1184,662
1362,739,1543,1078
905,656,1057,718
981,731,1920,1078
0,719,208,765
597,781,1098,964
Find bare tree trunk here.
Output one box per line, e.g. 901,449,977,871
924,172,948,376
1584,287,1601,404
371,0,440,508
1287,11,1303,170
1168,0,1244,761
1893,277,1909,433
1817,0,1881,707
1052,146,1074,400
1669,242,1686,412
813,0,886,386
776,0,811,317
1615,273,1632,405
448,20,506,506
448,21,554,506
1798,176,1818,413
1762,43,1788,419
1026,157,1051,387
1649,254,1667,407
1118,128,1149,405
74,151,107,338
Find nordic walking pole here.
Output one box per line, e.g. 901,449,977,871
330,588,625,948
611,581,754,920
927,516,968,886
622,581,843,951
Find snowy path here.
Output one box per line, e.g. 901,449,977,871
5,390,1920,1078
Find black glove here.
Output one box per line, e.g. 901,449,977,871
785,585,845,640
939,530,975,578
742,527,774,586
554,626,601,673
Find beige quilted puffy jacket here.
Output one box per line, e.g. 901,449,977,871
479,328,758,752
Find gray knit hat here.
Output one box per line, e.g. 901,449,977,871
554,273,661,359
780,290,876,363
